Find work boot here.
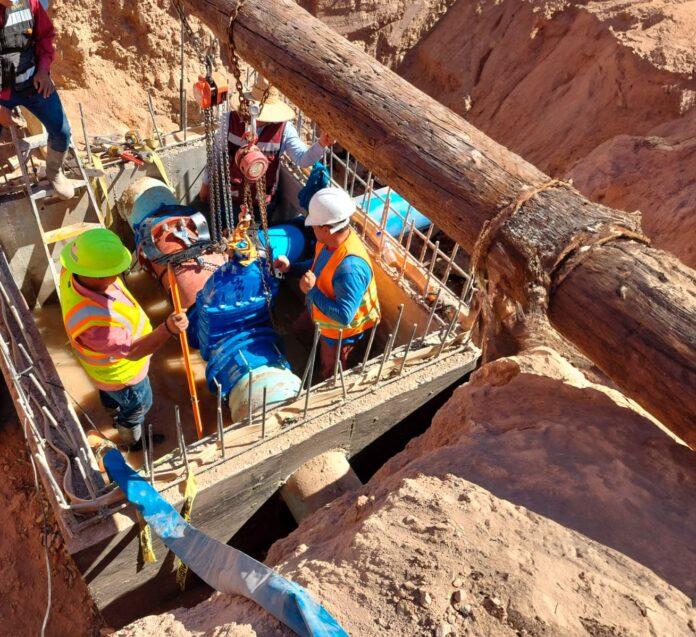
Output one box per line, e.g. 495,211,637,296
45,147,75,200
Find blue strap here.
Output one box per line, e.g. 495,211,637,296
104,449,348,637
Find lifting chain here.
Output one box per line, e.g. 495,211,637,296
228,0,276,316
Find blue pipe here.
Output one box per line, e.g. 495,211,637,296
354,186,431,237
103,449,348,637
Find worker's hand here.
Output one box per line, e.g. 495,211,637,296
318,131,336,147
299,270,316,294
273,255,290,273
33,69,55,99
199,182,210,203
165,311,189,335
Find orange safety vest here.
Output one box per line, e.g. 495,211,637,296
310,229,381,339
59,269,153,387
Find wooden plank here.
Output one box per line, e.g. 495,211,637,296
182,0,696,446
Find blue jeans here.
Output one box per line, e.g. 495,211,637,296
0,86,71,152
99,376,153,445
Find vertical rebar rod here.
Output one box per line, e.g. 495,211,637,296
303,331,319,420
247,371,254,427
142,425,150,479
147,89,164,149
78,103,92,165
397,206,412,245
297,323,321,397
349,157,358,197
174,405,190,476
375,332,394,384
338,361,347,401
437,309,460,357
419,224,435,262
362,174,374,238
378,197,390,259
392,304,405,348
179,17,185,134
422,289,442,343
343,151,350,189
360,321,379,375
261,387,267,439
442,244,459,288
398,219,416,283
461,272,475,307
332,329,343,385
215,381,225,459
399,323,418,375
424,240,440,298
148,424,155,486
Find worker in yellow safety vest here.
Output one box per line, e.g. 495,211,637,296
275,187,381,379
59,229,188,450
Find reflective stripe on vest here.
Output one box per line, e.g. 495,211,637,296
310,229,381,340
227,111,284,202
59,269,153,384
0,0,36,92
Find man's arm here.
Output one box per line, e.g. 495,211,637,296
306,256,371,325
31,0,56,97
283,122,327,169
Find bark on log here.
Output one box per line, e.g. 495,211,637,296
183,0,696,446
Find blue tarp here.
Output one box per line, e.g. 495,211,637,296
104,450,349,637
354,187,431,238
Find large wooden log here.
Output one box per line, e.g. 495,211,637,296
184,0,696,446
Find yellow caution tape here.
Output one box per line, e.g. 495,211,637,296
175,471,198,590
137,513,157,566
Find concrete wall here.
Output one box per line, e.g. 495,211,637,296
0,140,208,309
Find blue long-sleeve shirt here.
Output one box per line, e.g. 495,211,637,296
292,248,372,344
203,120,324,185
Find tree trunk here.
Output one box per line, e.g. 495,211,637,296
183,0,696,447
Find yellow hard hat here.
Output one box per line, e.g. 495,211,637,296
60,228,132,278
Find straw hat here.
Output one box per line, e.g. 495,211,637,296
233,76,296,123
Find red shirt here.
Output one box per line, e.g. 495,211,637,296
0,0,56,100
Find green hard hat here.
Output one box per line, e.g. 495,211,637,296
60,228,132,278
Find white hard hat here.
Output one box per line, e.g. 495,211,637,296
305,187,355,234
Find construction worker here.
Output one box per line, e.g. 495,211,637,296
199,75,334,223
59,229,188,450
275,187,381,379
0,0,74,199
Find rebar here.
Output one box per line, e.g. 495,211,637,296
399,323,418,375
375,332,393,384
378,189,391,258
148,423,155,486
142,425,150,479
303,333,319,420
424,240,439,298
147,89,164,149
397,206,412,244
247,370,254,427
214,380,225,459
361,174,374,238
360,321,379,375
174,405,190,476
398,219,416,283
437,309,460,357
338,360,347,401
78,103,92,166
422,289,442,344
343,151,350,189
332,329,343,385
261,387,267,439
419,224,435,262
349,157,358,197
297,323,321,397
392,304,405,347
442,244,459,287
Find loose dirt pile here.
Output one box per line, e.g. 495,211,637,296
397,0,696,267
116,347,696,636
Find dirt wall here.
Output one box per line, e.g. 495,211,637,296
397,0,696,267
